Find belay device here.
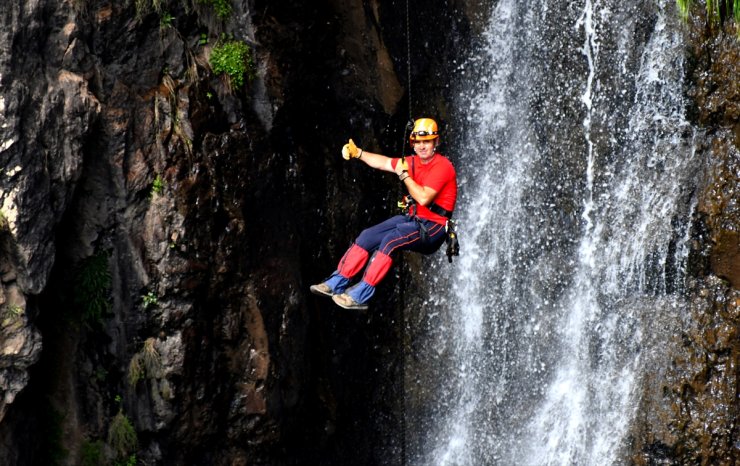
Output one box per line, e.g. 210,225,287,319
445,219,459,263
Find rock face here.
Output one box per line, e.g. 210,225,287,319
629,14,740,466
0,0,100,430
0,1,737,465
0,0,466,464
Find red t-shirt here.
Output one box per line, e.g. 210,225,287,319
392,153,457,225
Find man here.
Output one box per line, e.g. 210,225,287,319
311,118,458,310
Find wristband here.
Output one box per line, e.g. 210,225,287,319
358,148,363,159
399,171,409,181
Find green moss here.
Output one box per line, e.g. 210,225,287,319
151,175,165,197
4,304,23,318
2,304,24,329
210,39,254,89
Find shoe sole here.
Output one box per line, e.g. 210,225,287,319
331,295,368,310
310,285,334,297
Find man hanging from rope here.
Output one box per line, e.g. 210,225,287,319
311,118,458,310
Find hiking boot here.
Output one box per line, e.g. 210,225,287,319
310,282,334,297
332,293,369,311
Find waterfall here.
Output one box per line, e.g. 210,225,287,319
410,1,700,465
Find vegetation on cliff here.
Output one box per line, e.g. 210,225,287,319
677,0,740,35
1,0,737,464
209,38,255,89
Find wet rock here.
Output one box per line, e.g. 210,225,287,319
2,0,456,462
17,0,740,465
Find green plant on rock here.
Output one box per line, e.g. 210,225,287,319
151,174,165,197
73,251,112,324
677,0,740,33
80,439,105,466
677,0,692,20
160,11,174,29
142,338,162,375
116,455,137,466
210,38,255,89
128,354,144,387
142,290,158,309
107,405,137,462
2,304,24,329
5,304,23,318
128,337,163,386
198,0,232,18
95,366,108,382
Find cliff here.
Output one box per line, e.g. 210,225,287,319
0,0,738,465
631,11,740,465
0,0,466,464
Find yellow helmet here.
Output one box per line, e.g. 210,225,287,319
409,118,439,142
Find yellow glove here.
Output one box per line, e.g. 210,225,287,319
398,157,409,171
342,139,362,160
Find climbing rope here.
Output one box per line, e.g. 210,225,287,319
405,0,413,121
398,0,415,159
400,8,411,466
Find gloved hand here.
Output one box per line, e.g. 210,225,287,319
395,157,409,179
397,157,409,172
342,139,362,160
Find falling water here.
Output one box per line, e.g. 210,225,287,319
410,1,700,465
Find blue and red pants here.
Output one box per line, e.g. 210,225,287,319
323,215,447,304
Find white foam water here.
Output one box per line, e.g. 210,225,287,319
411,2,700,465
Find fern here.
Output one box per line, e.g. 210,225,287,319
210,39,254,89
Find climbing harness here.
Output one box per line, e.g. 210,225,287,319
397,194,453,221
398,194,459,262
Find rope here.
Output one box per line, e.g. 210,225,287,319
405,0,413,120
400,8,411,465
397,0,414,159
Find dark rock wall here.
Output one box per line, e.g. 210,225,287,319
0,0,468,465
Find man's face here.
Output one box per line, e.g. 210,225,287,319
413,139,437,161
